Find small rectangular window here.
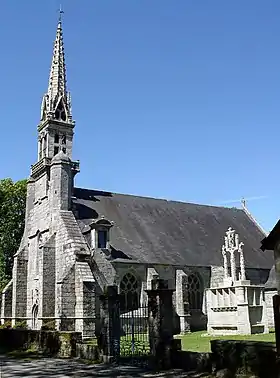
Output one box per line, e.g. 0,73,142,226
54,146,59,155
54,134,59,144
98,230,107,249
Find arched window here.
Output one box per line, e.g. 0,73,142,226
36,233,42,276
187,273,204,311
55,100,66,121
32,304,39,330
119,272,140,312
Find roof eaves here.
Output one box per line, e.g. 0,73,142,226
261,219,280,251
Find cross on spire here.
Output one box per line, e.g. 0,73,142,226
58,4,64,22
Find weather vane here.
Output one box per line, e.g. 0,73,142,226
58,4,64,22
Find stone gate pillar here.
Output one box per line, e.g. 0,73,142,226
146,278,181,370
176,270,191,333
97,285,121,362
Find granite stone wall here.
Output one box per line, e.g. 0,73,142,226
42,235,56,325
12,249,28,323
60,267,75,331
265,290,277,328
83,282,95,337
1,280,13,322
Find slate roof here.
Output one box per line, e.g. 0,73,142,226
265,265,277,290
261,219,280,251
73,188,274,269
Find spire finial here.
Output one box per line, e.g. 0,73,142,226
58,4,64,22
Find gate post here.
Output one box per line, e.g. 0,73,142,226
146,278,181,370
98,285,121,363
273,294,280,357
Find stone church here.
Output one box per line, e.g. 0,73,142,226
1,18,274,334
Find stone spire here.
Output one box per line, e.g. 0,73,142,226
40,16,72,123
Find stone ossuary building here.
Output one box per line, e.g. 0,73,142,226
1,18,274,334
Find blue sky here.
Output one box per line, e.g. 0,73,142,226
0,0,279,232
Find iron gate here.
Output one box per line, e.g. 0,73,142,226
112,303,151,366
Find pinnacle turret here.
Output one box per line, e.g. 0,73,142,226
40,18,72,123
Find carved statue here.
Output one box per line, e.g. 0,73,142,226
222,245,228,279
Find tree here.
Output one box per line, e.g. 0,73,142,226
0,178,27,285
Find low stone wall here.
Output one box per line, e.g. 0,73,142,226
171,349,212,373
211,340,277,378
0,329,82,358
170,339,278,377
76,342,100,362
0,328,37,352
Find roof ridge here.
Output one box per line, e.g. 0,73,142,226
74,186,243,210
241,203,268,237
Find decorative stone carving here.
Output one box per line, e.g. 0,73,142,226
205,228,268,336
222,227,245,285
32,288,39,306
238,241,245,281
222,245,228,280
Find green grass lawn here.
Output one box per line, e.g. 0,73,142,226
85,330,276,355
176,330,276,353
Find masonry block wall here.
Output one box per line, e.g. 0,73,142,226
265,290,277,328
60,267,75,331
12,249,28,324
210,266,224,287
42,236,56,323
1,281,12,322
83,282,95,337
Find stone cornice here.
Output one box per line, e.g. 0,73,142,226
37,118,75,133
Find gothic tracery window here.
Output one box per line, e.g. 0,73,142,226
120,272,140,312
187,273,203,311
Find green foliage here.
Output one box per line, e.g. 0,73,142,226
0,178,27,283
0,320,11,329
41,320,56,331
13,320,28,329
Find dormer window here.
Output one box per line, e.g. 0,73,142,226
98,229,108,249
90,217,114,251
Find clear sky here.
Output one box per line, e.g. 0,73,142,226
0,0,279,233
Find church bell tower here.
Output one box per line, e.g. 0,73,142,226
30,12,79,207
30,13,79,183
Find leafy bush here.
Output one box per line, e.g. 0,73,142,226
0,320,11,329
13,320,27,329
